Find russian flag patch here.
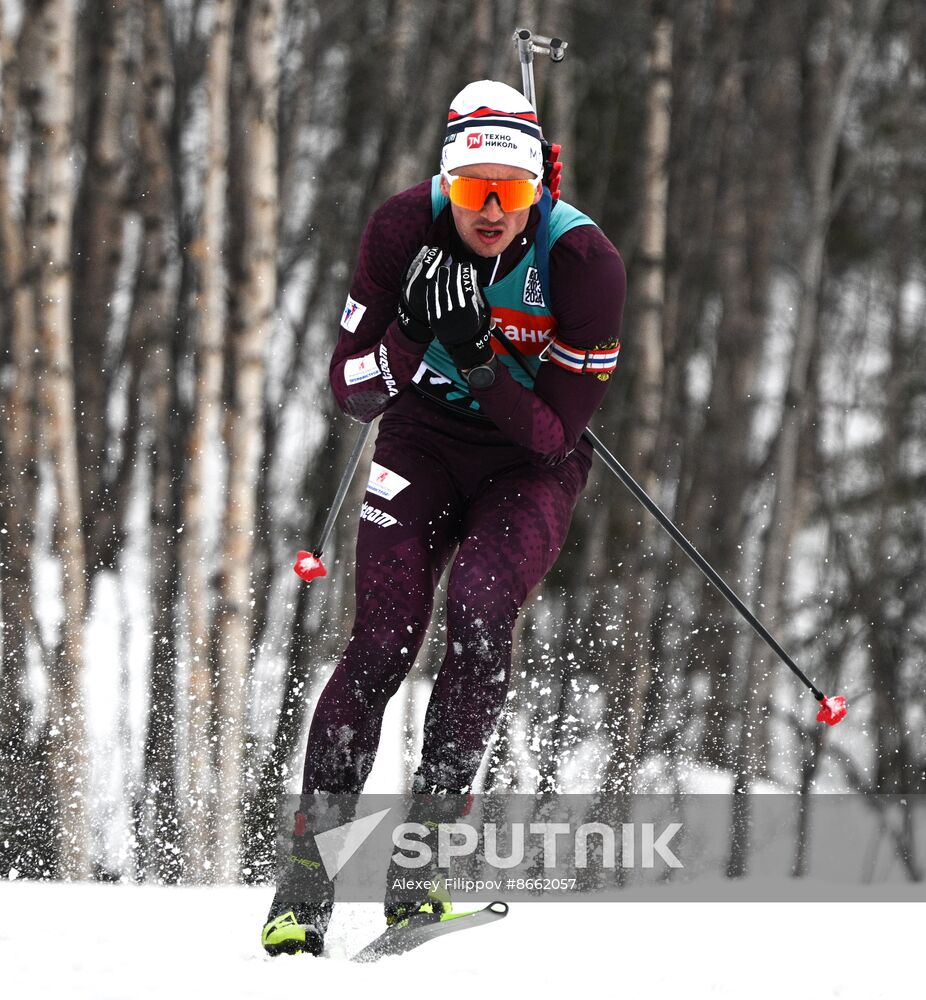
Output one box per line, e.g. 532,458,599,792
549,338,621,374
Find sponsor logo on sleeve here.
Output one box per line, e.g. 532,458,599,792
367,462,410,501
548,336,621,378
341,295,367,332
378,343,398,396
344,352,380,385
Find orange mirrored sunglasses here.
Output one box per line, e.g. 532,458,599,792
442,170,541,212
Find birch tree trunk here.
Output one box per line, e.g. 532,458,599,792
216,0,281,882
0,8,46,878
0,6,38,693
677,0,786,771
370,0,418,202
541,0,576,199
182,0,236,880
864,164,921,795
735,0,887,770
132,0,184,883
602,3,671,789
27,0,91,880
727,0,887,875
71,0,129,573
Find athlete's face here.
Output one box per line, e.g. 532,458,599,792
441,163,542,258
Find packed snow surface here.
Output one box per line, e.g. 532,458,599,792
0,880,920,998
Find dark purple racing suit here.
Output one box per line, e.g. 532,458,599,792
301,180,626,794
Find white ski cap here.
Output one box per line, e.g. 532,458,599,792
441,80,544,178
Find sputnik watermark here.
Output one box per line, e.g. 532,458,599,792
278,792,926,903
392,821,684,869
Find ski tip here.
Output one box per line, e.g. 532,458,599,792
294,550,327,582
816,694,847,726
350,901,510,962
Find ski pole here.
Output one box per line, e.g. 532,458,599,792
582,427,846,724
490,329,847,726
512,27,842,724
294,422,374,582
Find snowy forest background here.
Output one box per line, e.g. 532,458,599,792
0,0,923,888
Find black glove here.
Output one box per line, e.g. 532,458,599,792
426,262,493,371
397,245,443,344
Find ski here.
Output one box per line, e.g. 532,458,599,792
350,901,509,962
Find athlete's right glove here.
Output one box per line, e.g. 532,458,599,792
397,245,443,344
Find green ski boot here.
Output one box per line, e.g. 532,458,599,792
262,792,347,958
384,776,466,928
261,901,329,957
385,876,453,928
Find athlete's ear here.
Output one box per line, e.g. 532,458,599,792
532,181,543,206
440,174,451,198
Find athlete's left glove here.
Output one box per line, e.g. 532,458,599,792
398,246,444,344
426,262,494,371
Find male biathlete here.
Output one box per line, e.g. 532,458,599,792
262,78,626,957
